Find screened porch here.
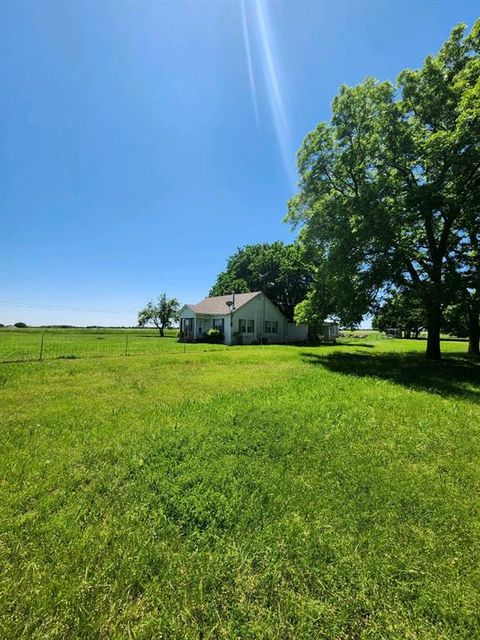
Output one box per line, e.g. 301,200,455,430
179,316,226,341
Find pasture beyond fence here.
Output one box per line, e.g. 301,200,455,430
0,328,229,363
2,328,448,364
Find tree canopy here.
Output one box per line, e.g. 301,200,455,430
209,242,312,320
287,20,480,359
138,294,180,337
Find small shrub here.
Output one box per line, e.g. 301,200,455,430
205,328,224,343
14,322,27,328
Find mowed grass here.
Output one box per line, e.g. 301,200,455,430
1,339,480,639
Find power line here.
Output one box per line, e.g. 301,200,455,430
0,300,137,315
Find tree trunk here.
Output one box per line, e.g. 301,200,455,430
159,325,164,337
468,304,480,357
426,300,442,360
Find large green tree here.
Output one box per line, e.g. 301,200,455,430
138,293,180,337
448,188,480,354
209,242,312,320
287,21,480,359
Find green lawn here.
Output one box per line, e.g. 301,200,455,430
1,338,479,638
0,327,226,362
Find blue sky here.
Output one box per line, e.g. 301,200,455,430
1,0,477,326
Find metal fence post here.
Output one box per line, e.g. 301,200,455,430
125,334,129,357
39,333,45,361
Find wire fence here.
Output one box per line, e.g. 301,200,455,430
4,329,458,364
0,330,229,364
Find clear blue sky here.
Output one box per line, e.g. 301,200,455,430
1,0,477,326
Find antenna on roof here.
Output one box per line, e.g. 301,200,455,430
226,292,236,311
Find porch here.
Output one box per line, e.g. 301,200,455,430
179,315,226,341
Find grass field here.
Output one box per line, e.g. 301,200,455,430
0,327,226,362
1,336,479,638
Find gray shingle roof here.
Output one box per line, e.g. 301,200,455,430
187,292,261,315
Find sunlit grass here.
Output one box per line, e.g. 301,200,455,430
0,327,226,362
1,339,479,638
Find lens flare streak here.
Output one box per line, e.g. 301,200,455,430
240,0,295,186
240,0,260,125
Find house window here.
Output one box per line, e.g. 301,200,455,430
265,320,278,334
238,319,254,333
213,318,224,332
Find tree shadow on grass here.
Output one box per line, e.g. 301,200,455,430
333,342,375,348
302,351,480,402
283,341,374,349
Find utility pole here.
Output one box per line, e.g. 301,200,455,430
260,272,270,344
226,295,235,345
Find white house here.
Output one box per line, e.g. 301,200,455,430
179,291,285,345
178,291,338,346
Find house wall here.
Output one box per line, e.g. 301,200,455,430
230,293,287,345
179,308,195,325
287,323,308,343
179,308,194,321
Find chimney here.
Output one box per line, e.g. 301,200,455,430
232,292,236,309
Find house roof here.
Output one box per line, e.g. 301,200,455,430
186,291,261,315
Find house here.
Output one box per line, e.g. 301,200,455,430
178,291,339,345
179,292,285,345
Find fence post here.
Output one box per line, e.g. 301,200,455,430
125,334,129,357
39,333,45,361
